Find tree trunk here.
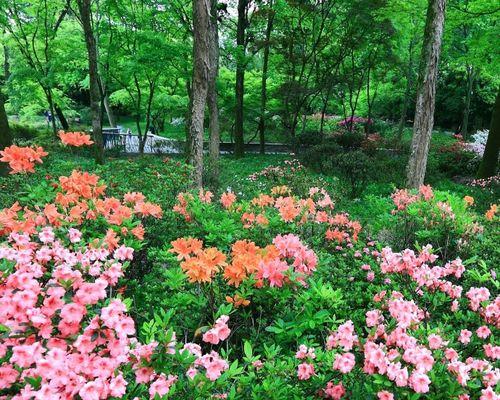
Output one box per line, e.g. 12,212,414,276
77,0,104,165
0,92,11,176
44,88,58,137
406,0,446,188
477,89,500,179
234,0,248,158
207,0,220,183
461,65,474,139
103,92,116,127
1,42,12,176
397,37,416,140
185,78,193,160
189,0,211,188
54,104,69,131
258,4,274,154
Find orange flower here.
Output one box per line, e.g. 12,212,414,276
464,196,474,207
0,145,47,174
485,204,497,221
58,131,94,147
226,294,250,308
180,247,226,283
170,237,203,260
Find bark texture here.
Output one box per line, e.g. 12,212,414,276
77,0,104,165
207,0,220,182
1,44,12,176
189,0,211,188
406,0,446,188
477,89,500,178
258,5,274,154
234,0,248,158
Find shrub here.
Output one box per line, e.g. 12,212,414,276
331,150,372,198
9,123,39,140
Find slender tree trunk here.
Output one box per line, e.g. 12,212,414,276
77,0,104,164
44,88,58,137
54,104,69,131
397,38,416,140
103,92,116,127
1,43,12,176
207,0,220,182
234,0,248,158
258,4,274,154
461,65,474,139
189,0,210,188
185,78,193,159
0,92,11,176
406,0,446,188
477,89,500,178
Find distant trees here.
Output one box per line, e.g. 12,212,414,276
406,0,447,188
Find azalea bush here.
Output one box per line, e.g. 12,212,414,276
0,143,498,399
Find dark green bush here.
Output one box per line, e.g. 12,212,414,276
298,140,342,173
331,150,371,198
10,123,39,140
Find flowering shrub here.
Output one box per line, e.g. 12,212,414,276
58,130,94,147
386,185,481,259
1,143,498,399
0,145,48,174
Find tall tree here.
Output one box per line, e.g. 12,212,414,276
189,0,211,188
207,0,221,182
234,0,249,158
406,0,447,188
76,0,104,164
477,89,500,178
0,42,11,176
257,1,274,154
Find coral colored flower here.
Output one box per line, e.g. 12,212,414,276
485,204,497,221
58,130,94,146
0,145,47,174
464,196,474,206
220,191,236,208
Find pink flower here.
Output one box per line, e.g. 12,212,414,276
377,391,394,400
459,330,472,344
325,381,345,399
297,362,315,380
203,315,231,345
149,374,177,399
366,310,382,327
333,352,355,374
428,334,445,349
409,371,430,393
367,271,375,281
476,326,491,339
60,302,87,324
